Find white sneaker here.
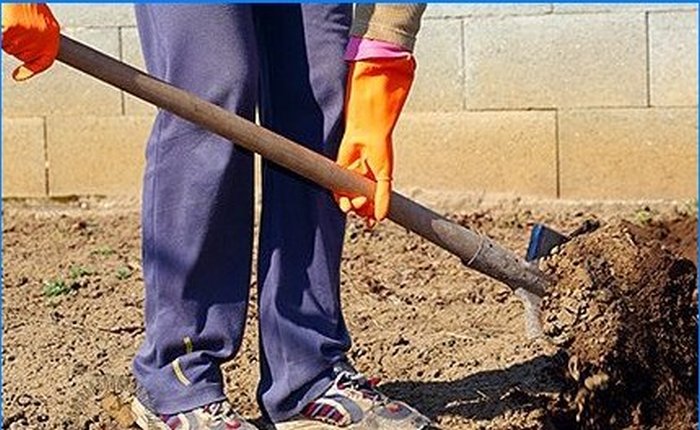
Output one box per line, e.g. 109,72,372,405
131,396,258,430
275,362,434,429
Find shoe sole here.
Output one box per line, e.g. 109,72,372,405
274,419,436,430
274,422,345,430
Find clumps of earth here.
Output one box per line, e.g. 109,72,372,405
540,218,697,429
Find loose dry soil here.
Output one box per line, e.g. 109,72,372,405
2,198,697,429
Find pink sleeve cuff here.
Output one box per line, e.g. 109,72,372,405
344,36,411,61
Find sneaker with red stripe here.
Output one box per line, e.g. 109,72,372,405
275,362,435,429
131,396,258,430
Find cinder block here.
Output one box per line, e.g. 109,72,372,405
3,28,122,117
406,19,463,112
393,111,557,197
46,116,153,196
50,4,136,28
463,13,647,109
121,27,157,116
425,3,552,18
2,118,47,197
559,108,697,199
649,11,698,106
553,3,697,14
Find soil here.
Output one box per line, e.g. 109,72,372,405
2,198,697,429
540,217,698,429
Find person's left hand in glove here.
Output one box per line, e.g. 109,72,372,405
334,37,415,227
2,3,60,81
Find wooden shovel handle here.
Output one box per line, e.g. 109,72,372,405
56,34,549,297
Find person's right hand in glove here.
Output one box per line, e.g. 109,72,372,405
2,3,60,81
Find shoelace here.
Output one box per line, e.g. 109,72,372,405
301,372,382,425
158,401,244,430
335,371,384,401
201,401,241,424
335,373,414,417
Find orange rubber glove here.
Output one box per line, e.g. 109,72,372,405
2,3,60,81
335,56,415,226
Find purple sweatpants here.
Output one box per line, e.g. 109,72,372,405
132,4,352,423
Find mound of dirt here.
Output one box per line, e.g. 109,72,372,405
541,217,697,429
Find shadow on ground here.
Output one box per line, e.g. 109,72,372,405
379,351,569,422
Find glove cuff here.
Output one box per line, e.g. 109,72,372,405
343,56,416,140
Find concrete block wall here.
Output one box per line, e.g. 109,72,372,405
2,4,152,198
399,3,698,200
2,3,697,200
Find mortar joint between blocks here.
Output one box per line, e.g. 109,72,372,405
42,116,50,197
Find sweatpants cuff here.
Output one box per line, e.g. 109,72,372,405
146,384,227,415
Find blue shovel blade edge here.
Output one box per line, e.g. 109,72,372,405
526,223,570,262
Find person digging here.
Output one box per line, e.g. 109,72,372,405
2,3,436,429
